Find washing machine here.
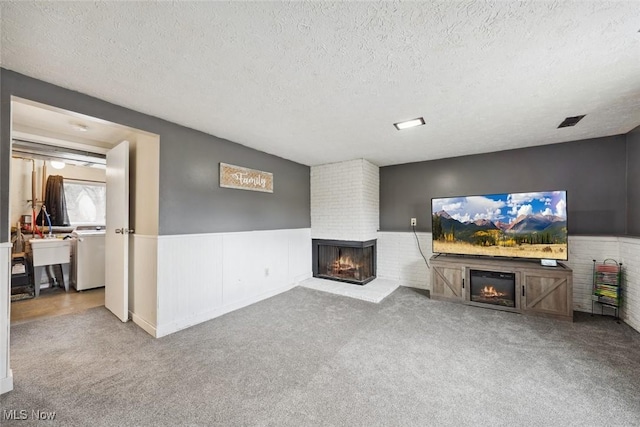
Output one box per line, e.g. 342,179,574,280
71,229,106,291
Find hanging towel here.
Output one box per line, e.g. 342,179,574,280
36,175,70,226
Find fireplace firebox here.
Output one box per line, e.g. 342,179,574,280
470,270,516,307
312,239,376,285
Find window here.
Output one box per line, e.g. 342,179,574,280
63,180,106,225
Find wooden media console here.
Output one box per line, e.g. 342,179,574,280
430,254,573,321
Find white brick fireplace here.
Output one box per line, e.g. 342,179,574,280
311,159,379,241
310,159,380,285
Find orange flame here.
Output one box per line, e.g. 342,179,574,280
331,256,362,273
480,285,507,298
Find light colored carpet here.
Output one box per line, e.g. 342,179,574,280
1,286,640,426
299,277,399,302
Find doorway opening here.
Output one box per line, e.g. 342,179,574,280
8,97,158,325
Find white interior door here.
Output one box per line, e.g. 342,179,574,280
105,140,130,322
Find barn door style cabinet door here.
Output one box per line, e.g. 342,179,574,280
521,269,573,320
430,261,465,302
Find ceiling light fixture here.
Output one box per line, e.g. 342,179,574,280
394,117,425,130
71,123,89,132
50,160,66,170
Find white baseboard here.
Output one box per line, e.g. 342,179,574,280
131,312,157,338
293,272,312,284
155,281,298,338
0,369,14,394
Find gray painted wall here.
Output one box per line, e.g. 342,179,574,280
157,126,310,233
627,126,640,236
380,136,628,235
0,69,310,241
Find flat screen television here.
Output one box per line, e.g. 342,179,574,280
431,190,568,261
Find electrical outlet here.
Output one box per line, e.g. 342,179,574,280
410,218,417,226
265,268,270,277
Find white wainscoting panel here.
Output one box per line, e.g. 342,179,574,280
620,238,640,332
130,235,158,337
222,230,289,306
156,233,224,336
155,228,311,337
286,228,313,285
0,243,13,394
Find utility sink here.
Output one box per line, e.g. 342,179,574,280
29,238,71,296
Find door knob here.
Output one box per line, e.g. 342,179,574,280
115,228,124,234
126,228,135,234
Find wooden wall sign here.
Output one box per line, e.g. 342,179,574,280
219,163,273,193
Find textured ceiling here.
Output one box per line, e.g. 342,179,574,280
1,1,639,166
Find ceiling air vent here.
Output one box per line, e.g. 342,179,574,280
557,115,586,128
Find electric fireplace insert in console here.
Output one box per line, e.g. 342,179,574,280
470,269,516,308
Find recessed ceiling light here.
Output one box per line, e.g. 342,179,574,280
71,123,89,132
394,117,425,130
557,115,586,128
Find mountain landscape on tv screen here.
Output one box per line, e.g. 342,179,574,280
431,192,568,260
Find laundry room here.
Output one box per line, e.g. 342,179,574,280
10,160,105,317
8,97,158,324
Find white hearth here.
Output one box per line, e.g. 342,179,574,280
300,277,398,303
